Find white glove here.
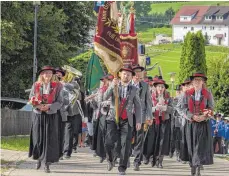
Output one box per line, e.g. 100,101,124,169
83,117,88,123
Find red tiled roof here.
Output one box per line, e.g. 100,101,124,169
214,34,223,38
180,9,198,16
170,6,210,25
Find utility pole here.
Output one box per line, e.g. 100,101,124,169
33,1,40,83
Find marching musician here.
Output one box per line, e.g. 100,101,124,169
131,64,153,171
171,85,182,162
150,78,173,168
28,66,63,173
179,72,214,176
63,79,82,159
88,87,100,157
176,77,192,164
95,74,113,163
103,65,142,175
55,67,69,160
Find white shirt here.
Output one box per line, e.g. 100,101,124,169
43,83,50,94
121,85,128,98
132,80,140,89
195,89,202,101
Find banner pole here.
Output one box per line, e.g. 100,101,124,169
114,72,119,124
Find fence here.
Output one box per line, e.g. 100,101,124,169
1,109,32,136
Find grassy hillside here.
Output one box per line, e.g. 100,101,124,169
145,44,229,85
149,1,229,14
138,27,172,44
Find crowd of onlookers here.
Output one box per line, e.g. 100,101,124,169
210,113,229,155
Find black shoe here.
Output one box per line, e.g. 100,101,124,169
191,166,196,176
133,163,140,171
143,159,149,165
44,163,50,173
159,163,163,168
118,167,126,175
119,171,126,175
107,161,113,171
73,148,77,153
64,155,71,159
35,160,41,170
127,159,130,168
169,152,174,158
100,157,105,163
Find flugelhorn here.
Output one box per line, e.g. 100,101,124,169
62,65,82,83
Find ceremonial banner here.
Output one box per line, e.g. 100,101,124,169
94,1,123,75
85,53,104,94
120,33,138,66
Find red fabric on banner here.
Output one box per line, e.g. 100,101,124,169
94,1,123,74
120,33,138,66
129,13,135,34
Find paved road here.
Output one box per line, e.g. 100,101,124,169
2,148,229,176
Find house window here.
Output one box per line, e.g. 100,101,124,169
210,26,215,30
184,17,187,20
184,26,187,29
205,16,212,20
205,26,206,30
191,27,194,31
225,33,227,37
216,16,223,20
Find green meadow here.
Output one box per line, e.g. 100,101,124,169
145,44,229,85
149,1,229,14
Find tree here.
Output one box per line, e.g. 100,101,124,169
217,57,229,114
1,1,95,98
178,31,207,83
207,55,229,114
118,1,151,18
165,7,175,21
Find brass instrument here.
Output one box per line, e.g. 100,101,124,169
62,65,82,83
84,93,98,103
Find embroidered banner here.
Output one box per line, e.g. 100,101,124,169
94,1,123,75
120,33,138,66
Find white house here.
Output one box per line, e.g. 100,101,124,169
170,6,229,47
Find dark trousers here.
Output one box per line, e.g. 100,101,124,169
213,136,222,154
133,123,144,166
170,125,176,154
73,115,82,150
96,116,106,158
57,110,66,158
174,127,181,153
63,114,82,156
105,119,132,171
59,121,66,157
